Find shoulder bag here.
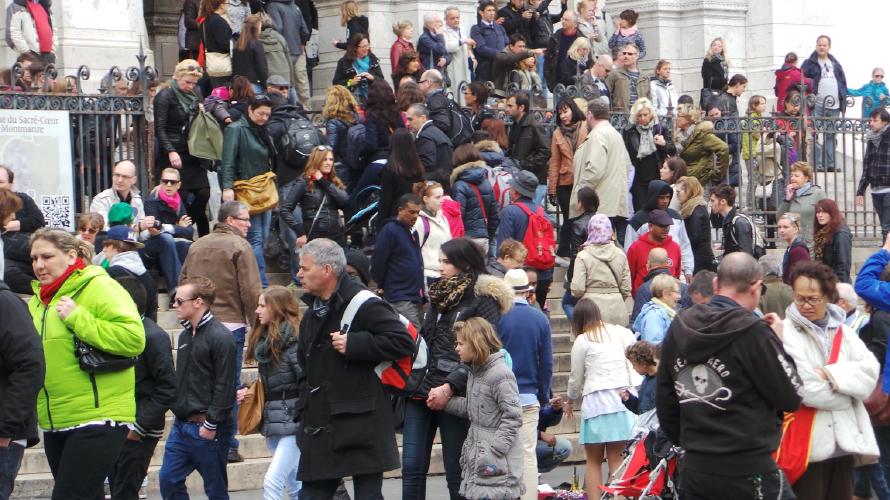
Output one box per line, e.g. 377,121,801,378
237,377,265,435
203,24,232,78
233,171,279,215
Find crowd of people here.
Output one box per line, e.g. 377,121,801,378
2,1,890,500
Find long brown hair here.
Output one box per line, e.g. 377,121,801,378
245,286,301,365
572,298,605,342
303,147,345,190
813,198,843,239
199,0,225,19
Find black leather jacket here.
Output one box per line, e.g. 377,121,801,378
154,86,200,154
280,176,349,239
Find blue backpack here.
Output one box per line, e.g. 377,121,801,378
343,123,367,172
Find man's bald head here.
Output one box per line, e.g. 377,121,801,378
646,247,670,271
594,55,613,78
112,159,138,194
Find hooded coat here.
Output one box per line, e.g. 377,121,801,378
106,250,159,323
774,64,813,112
679,120,730,185
623,180,695,278
569,243,632,327
451,160,500,240
260,27,296,87
656,296,804,476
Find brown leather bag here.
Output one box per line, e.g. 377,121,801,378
864,375,890,426
233,171,279,215
237,378,265,435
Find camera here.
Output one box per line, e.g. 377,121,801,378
152,220,163,230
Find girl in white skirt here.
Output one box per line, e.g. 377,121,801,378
566,298,640,498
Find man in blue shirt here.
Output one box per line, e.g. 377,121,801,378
498,268,552,499
855,233,890,313
371,194,425,329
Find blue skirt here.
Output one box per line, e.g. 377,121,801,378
579,410,635,445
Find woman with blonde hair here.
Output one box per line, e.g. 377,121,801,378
675,176,716,273
778,161,827,248
279,145,350,246
570,214,632,327
154,59,211,236
625,97,672,211
777,212,810,284
390,20,417,76
509,53,543,93
333,0,369,50
676,103,729,186
576,0,613,57
553,37,592,89
701,37,729,106
322,85,360,170
567,298,639,499
413,181,452,287
242,286,303,499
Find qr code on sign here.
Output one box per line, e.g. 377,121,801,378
41,195,72,229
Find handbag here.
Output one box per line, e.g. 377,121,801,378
203,25,232,78
188,108,224,161
774,327,844,484
865,375,890,426
237,378,265,435
73,336,139,373
233,171,279,215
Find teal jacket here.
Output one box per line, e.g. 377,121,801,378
29,265,145,430
219,115,273,189
848,81,889,118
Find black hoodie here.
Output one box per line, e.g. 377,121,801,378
628,180,678,231
656,295,803,476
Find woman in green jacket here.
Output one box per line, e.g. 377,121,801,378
220,94,275,287
778,161,827,249
28,228,145,500
676,103,730,187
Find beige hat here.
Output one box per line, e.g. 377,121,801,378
504,268,532,294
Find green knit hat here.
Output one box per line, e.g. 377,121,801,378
107,202,135,227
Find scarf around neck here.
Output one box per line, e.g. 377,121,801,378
26,0,52,53
559,122,581,150
652,297,677,320
795,181,814,197
40,258,86,305
428,273,473,312
254,322,296,365
867,123,890,149
635,120,657,159
170,79,197,115
619,25,638,37
158,189,181,213
679,193,707,219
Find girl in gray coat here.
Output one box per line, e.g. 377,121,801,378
243,286,303,500
444,317,524,500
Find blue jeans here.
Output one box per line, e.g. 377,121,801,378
279,182,300,284
813,104,840,170
401,398,469,500
536,437,572,473
248,210,272,287
855,425,890,499
141,232,190,291
873,192,890,242
533,184,548,207
562,290,577,322
0,442,24,500
264,435,301,500
159,419,233,500
230,326,246,452
535,55,548,97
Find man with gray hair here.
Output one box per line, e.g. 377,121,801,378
296,238,415,499
419,69,452,136
580,54,613,106
179,200,261,462
758,254,793,318
443,6,476,97
657,252,803,498
417,12,450,76
406,102,453,176
836,282,869,332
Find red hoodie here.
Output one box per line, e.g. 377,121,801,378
774,65,813,112
627,232,682,297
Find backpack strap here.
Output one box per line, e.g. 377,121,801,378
341,289,379,334
421,216,431,247
469,183,488,224
730,213,757,249
515,202,533,217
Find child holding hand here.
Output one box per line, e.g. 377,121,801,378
620,340,659,414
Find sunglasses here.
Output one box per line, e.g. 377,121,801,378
174,296,198,306
80,227,99,234
160,178,180,185
315,145,332,151
876,75,885,78
622,51,638,56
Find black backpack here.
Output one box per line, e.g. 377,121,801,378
446,98,473,146
277,114,323,170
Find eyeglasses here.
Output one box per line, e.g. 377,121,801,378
174,296,198,306
876,75,885,78
112,173,134,180
272,85,290,91
160,178,180,185
232,216,250,222
793,295,824,307
184,64,203,74
80,227,99,234
622,51,638,56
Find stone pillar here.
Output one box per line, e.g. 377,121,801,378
0,0,154,91
145,0,182,78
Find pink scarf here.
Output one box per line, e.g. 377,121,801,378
158,189,181,213
619,25,638,37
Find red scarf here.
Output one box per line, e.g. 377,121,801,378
158,189,182,213
26,0,53,54
40,258,85,305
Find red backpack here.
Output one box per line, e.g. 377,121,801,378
516,203,555,270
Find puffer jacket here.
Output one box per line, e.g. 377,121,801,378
548,122,588,194
446,350,524,500
420,274,513,397
858,124,890,196
258,324,302,437
260,27,296,87
782,303,879,463
29,265,145,430
679,121,729,185
818,223,853,284
279,176,349,239
570,243,632,327
451,161,500,240
567,323,640,401
650,78,679,116
476,139,506,168
219,115,274,190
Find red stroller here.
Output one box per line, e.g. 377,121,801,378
599,410,680,499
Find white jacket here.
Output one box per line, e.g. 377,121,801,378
413,208,452,279
444,26,473,101
782,303,880,463
567,324,641,400
649,78,679,116
89,188,146,232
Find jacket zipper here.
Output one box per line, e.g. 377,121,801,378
40,307,55,430
88,372,100,408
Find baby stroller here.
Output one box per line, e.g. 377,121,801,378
342,184,380,248
599,410,681,499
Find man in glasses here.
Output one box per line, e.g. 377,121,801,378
656,252,803,499
0,165,45,294
160,276,237,499
180,200,261,463
89,159,154,234
605,41,648,112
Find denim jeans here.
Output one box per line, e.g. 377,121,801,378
536,437,572,473
141,232,191,291
873,192,890,242
264,435,301,500
562,290,577,322
856,425,890,499
248,210,273,287
159,419,233,500
401,398,469,500
0,442,24,500
230,326,246,452
813,104,840,170
533,184,548,208
279,181,300,284
535,55,548,98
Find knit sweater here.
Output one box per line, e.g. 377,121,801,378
498,300,553,405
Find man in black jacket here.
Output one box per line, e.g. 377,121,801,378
109,276,177,500
0,280,44,500
0,165,45,294
159,276,237,499
507,91,550,197
709,183,756,258
406,103,453,178
656,252,803,498
497,0,532,41
296,238,414,500
420,69,453,139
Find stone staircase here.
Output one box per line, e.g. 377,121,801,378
12,267,585,497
